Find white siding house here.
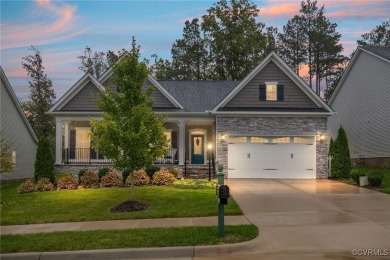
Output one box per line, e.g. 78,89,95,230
0,67,38,180
328,46,390,167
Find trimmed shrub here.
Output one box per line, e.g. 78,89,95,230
35,177,55,192
145,165,160,179
173,179,217,190
125,169,150,186
101,170,123,187
122,168,132,184
18,179,36,194
34,137,55,182
167,167,179,178
350,170,366,184
152,169,177,186
55,172,73,184
368,172,384,187
57,176,79,190
98,167,111,182
78,168,88,182
331,126,351,179
80,170,99,188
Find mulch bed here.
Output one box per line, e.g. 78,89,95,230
110,200,149,212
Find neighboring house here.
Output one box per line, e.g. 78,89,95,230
48,52,333,179
328,46,390,167
0,67,38,180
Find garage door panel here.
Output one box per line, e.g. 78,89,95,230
228,137,315,179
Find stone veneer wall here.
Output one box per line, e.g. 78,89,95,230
55,164,114,177
216,116,328,179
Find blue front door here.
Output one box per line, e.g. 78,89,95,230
191,135,204,164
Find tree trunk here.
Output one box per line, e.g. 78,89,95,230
130,170,135,201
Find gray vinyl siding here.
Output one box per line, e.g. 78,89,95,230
60,82,100,111
102,78,117,92
143,80,176,108
224,61,318,109
328,51,390,159
103,78,176,108
0,80,37,180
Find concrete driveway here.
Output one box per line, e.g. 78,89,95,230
195,179,390,259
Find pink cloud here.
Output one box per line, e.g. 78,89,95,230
1,0,88,50
258,0,388,20
258,2,300,19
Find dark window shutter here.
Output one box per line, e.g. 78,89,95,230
70,130,76,159
259,84,266,101
277,84,284,101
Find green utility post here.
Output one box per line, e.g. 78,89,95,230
217,162,225,237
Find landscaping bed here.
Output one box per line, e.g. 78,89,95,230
0,180,242,225
337,166,390,194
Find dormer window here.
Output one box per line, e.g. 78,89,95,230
259,82,284,101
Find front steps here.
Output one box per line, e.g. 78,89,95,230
157,164,216,179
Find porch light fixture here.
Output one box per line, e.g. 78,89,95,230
208,143,212,150
196,137,200,146
318,133,326,143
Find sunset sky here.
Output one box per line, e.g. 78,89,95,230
1,0,389,101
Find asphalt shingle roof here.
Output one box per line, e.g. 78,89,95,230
360,45,390,61
158,80,239,112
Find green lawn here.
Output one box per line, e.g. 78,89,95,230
345,167,390,194
0,225,258,253
0,181,242,225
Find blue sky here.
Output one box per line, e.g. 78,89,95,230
1,0,389,101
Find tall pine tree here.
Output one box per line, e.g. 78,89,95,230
170,18,211,80
277,15,307,75
278,0,346,95
21,46,56,142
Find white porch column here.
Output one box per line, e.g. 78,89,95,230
178,120,186,165
64,121,69,149
55,119,63,164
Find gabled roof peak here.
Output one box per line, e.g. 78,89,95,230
360,45,390,61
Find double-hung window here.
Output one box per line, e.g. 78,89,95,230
259,82,284,101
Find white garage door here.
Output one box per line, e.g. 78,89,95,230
228,136,316,179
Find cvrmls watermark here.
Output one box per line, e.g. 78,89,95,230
352,249,389,256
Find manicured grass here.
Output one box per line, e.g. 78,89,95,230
0,181,242,225
0,225,258,253
340,167,390,194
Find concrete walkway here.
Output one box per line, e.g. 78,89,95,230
0,216,250,235
2,179,390,260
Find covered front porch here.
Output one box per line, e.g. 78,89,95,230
54,117,216,167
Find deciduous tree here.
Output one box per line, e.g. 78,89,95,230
0,135,14,174
201,0,267,80
90,37,167,201
357,21,390,46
